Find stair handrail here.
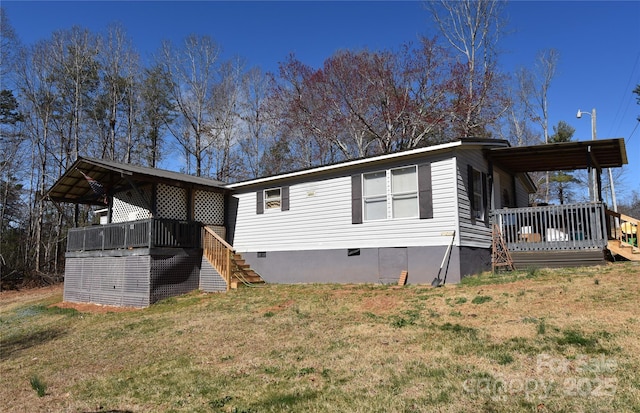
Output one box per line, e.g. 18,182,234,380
605,209,639,247
202,226,235,290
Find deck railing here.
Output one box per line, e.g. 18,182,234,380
202,226,233,291
605,209,639,247
67,219,202,252
493,202,607,252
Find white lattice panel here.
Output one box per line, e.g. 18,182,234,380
194,190,224,225
206,225,226,239
157,184,187,220
111,187,152,223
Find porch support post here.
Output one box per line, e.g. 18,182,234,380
586,145,601,203
587,147,593,202
488,160,495,212
596,167,603,202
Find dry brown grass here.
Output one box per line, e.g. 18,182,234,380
1,262,639,412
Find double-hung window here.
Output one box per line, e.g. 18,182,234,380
363,171,387,221
467,165,487,223
264,188,282,210
391,166,418,219
362,166,418,221
257,186,289,214
472,169,483,220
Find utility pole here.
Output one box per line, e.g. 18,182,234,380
577,108,598,202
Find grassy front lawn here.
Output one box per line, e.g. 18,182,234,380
1,263,639,412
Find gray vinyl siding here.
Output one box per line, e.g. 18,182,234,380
231,157,459,252
515,175,531,207
456,149,492,248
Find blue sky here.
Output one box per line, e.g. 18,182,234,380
3,1,639,202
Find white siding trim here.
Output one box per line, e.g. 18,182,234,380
452,156,461,247
228,140,511,189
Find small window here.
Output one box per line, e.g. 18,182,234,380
257,252,267,258
264,188,281,210
347,248,361,256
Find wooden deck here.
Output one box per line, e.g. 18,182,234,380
67,219,202,252
493,203,608,269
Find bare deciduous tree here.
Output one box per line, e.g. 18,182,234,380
161,35,221,177
429,0,508,137
517,48,560,202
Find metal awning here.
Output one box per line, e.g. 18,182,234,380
487,138,627,173
47,157,227,205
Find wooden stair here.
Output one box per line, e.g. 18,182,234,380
202,226,265,291
229,253,265,289
604,210,639,262
607,240,640,262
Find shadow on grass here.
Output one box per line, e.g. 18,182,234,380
82,411,133,413
0,327,67,361
249,389,320,411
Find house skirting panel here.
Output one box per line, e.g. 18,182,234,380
199,257,228,292
64,248,203,307
64,255,151,307
241,246,491,285
149,252,201,303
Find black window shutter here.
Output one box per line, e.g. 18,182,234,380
281,186,290,211
256,190,264,214
351,175,362,224
467,164,475,220
418,163,433,219
481,172,488,224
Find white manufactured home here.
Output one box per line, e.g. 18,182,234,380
47,137,633,307
226,138,533,285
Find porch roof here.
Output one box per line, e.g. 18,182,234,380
47,157,227,205
487,138,627,173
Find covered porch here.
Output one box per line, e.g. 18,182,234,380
47,157,231,306
488,138,636,268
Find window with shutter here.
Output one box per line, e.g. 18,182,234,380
358,165,422,222
257,186,289,213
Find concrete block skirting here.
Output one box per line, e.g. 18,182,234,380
240,246,491,285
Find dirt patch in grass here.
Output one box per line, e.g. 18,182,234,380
261,299,296,314
360,294,403,314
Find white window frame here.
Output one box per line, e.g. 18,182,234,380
362,166,418,222
264,187,282,211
